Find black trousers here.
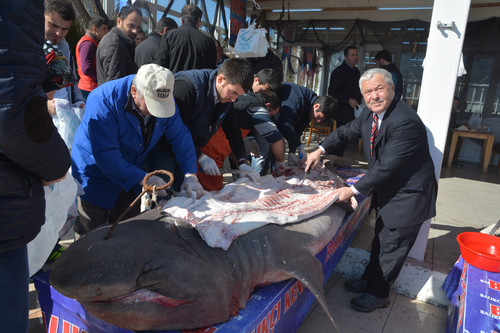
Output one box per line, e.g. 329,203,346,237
362,212,423,298
74,189,140,236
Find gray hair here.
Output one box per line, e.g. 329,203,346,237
132,76,144,99
359,68,393,91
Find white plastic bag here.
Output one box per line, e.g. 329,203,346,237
52,98,85,149
27,172,78,276
233,26,269,58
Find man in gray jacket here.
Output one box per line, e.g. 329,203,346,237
97,6,142,85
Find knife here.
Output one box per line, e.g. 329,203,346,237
300,169,310,185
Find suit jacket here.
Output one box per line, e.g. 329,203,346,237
327,61,362,125
134,32,162,68
154,23,216,74
321,100,437,228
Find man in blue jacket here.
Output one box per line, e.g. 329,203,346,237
72,64,203,236
0,1,71,332
277,82,336,166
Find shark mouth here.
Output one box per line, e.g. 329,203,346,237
92,289,194,308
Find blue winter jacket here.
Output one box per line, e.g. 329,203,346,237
71,75,197,210
277,82,318,153
0,0,71,252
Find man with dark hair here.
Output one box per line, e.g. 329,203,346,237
252,68,282,93
154,4,217,73
135,17,178,68
306,68,437,313
76,16,109,100
246,68,283,175
277,82,337,166
1,1,70,331
96,6,142,85
375,50,403,102
147,58,258,190
196,89,285,190
328,45,362,156
44,0,75,22
44,0,85,117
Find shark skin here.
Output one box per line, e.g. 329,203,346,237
50,206,345,331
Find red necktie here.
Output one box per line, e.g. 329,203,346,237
370,113,379,158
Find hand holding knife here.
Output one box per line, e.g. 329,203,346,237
300,168,310,185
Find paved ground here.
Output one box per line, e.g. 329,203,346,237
297,137,500,332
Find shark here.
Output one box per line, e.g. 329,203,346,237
50,204,346,331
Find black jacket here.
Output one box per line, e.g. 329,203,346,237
277,82,318,153
321,100,437,228
96,27,138,86
172,69,245,160
134,32,162,68
328,61,362,125
154,23,217,73
382,63,404,102
0,0,71,252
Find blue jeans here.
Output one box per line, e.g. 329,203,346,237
0,246,29,333
250,131,273,176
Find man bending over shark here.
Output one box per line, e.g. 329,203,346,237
71,64,203,237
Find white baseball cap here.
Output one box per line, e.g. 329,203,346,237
135,64,175,118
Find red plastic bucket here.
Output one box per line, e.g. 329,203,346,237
457,232,500,272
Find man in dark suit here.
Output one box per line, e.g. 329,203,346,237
375,50,403,102
135,17,178,68
305,68,437,312
153,4,216,73
327,45,362,156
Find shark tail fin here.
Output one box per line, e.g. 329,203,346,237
279,253,340,333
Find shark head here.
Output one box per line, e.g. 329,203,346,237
50,210,237,331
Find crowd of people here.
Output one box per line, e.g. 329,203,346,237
0,0,439,331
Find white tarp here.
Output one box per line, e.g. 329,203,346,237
163,171,347,250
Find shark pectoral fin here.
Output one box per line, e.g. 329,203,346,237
279,253,340,333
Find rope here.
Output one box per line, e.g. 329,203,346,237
104,170,174,240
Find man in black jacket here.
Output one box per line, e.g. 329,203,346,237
154,4,217,73
96,6,142,85
328,45,362,156
306,68,437,313
135,17,178,68
375,50,403,102
0,1,70,331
